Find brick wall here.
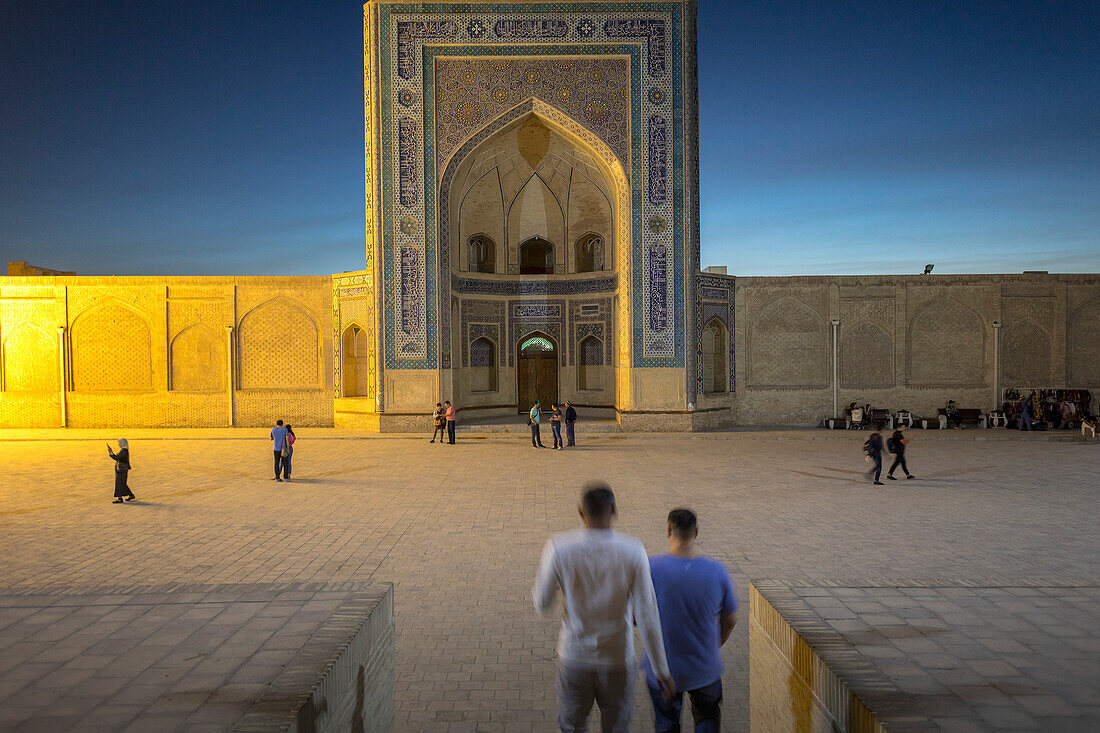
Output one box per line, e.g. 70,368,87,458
734,273,1100,424
0,276,334,427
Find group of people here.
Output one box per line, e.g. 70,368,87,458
528,400,578,449
430,401,457,444
269,419,297,481
534,482,736,732
862,425,916,485
1004,390,1091,431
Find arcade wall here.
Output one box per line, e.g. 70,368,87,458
0,276,333,428
732,273,1100,425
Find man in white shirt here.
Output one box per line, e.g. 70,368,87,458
533,482,674,732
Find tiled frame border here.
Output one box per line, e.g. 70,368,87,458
373,2,689,373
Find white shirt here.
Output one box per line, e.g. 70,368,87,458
533,528,671,676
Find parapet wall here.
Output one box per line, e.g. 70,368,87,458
733,273,1100,424
749,583,884,733
0,276,333,427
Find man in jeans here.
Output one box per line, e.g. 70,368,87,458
444,400,456,444
533,482,673,732
564,401,578,447
269,419,287,482
643,509,737,732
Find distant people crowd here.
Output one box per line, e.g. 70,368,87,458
534,482,737,732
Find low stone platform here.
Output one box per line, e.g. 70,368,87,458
751,581,1100,732
0,582,394,732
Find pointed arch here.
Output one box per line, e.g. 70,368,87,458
342,321,372,397
577,334,605,391
237,296,320,389
907,297,985,386
437,97,631,366
469,336,498,392
170,322,225,392
702,316,728,394
2,322,58,392
747,297,826,388
1001,317,1051,386
1068,296,1100,386
840,321,893,388
70,299,153,392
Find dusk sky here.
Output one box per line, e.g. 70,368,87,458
1,1,1097,277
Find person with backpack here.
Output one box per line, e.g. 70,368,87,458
863,429,885,485
528,400,545,448
430,403,445,443
886,425,915,481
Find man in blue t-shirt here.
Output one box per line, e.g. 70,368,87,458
642,508,738,732
270,419,287,482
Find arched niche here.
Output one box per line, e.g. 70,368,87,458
907,298,985,386
439,99,629,365
2,322,58,392
701,317,728,394
1068,297,1100,386
1001,319,1051,386
237,297,319,389
577,334,604,391
747,297,826,388
469,336,498,392
71,301,153,392
342,323,372,397
840,321,893,388
171,323,225,392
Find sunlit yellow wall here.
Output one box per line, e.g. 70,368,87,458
0,276,334,428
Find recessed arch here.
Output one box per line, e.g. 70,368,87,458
237,296,320,389
170,322,225,392
2,322,58,392
907,297,985,386
342,322,372,397
70,299,153,392
437,98,631,366
469,336,498,392
702,316,728,394
517,330,558,411
747,297,826,388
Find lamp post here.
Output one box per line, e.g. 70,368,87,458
57,325,67,427
992,321,1001,411
225,326,235,427
830,319,840,419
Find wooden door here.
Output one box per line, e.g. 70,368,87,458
517,335,558,413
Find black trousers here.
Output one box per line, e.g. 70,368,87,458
447,421,456,444
273,450,283,478
868,453,882,482
889,453,910,476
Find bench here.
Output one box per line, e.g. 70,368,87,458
938,407,986,429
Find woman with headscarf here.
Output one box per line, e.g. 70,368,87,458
107,439,135,503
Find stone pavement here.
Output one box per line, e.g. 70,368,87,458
754,582,1100,731
0,432,1097,731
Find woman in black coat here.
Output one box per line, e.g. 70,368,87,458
108,439,135,503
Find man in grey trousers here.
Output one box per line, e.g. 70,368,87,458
533,481,673,731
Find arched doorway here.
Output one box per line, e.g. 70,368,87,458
517,333,557,412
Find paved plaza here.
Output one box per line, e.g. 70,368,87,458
1,431,1098,731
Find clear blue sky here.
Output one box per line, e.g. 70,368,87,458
1,1,1097,276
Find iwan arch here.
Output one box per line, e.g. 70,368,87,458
1,0,1098,429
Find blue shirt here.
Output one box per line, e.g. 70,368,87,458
642,554,738,691
270,426,287,450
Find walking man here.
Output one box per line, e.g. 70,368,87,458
644,508,737,732
887,425,915,480
444,400,457,444
270,419,287,482
530,400,545,448
533,482,674,732
564,401,578,447
864,429,885,485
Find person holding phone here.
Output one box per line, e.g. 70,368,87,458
107,439,135,503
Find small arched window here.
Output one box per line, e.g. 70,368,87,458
575,234,604,273
343,324,371,397
702,318,727,394
519,237,554,274
467,234,496,274
577,335,604,391
470,337,497,392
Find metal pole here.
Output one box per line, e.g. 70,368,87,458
57,326,67,427
992,321,1001,412
225,326,235,427
830,319,840,418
